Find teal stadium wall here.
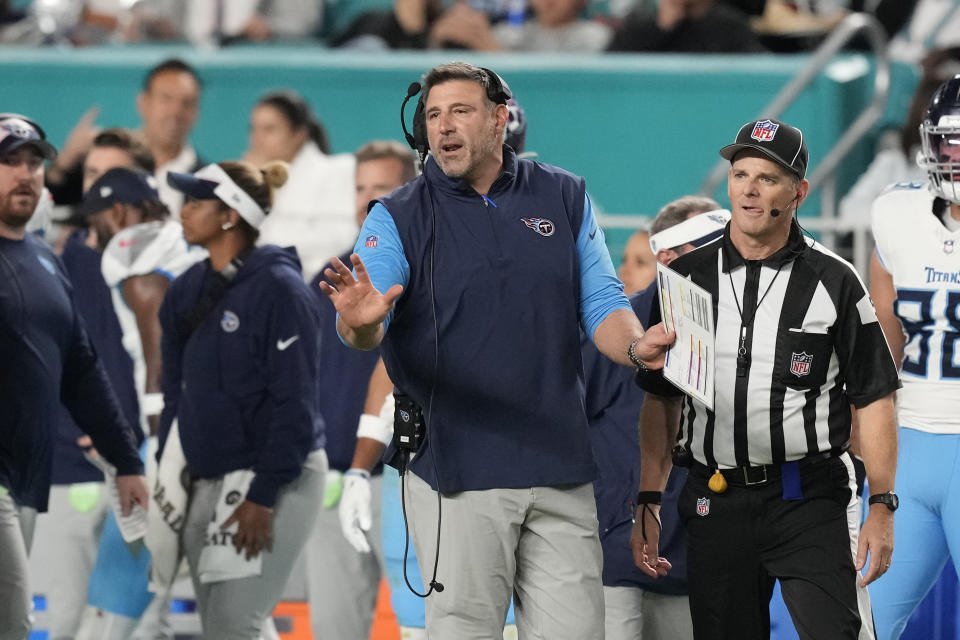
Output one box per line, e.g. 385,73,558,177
0,47,910,258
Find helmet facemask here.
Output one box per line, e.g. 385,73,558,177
920,116,960,203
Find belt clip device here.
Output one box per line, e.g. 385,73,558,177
393,393,424,474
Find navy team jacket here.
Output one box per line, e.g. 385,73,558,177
158,245,325,508
0,233,142,511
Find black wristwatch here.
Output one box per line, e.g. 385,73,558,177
868,491,899,512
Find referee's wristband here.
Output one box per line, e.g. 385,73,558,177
635,491,662,505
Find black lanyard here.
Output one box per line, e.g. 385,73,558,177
728,262,784,378
176,248,252,339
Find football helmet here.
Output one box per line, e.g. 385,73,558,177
919,75,960,203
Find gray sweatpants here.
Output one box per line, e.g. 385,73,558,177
0,493,32,640
405,471,605,640
181,451,326,640
304,473,385,640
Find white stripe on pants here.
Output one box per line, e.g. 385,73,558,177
405,471,604,640
0,493,31,640
181,451,326,640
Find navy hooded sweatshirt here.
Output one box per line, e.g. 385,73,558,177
157,245,324,508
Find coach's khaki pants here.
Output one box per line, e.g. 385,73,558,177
405,471,604,640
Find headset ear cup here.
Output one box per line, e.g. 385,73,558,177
413,98,429,156
478,67,512,104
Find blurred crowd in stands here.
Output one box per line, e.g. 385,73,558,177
0,0,950,58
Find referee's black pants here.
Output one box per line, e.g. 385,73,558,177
679,455,861,640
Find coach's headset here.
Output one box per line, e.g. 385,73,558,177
400,67,512,162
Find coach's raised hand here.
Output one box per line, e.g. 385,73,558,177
319,253,404,351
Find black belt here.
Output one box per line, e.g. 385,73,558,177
691,450,842,488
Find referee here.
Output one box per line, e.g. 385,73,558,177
630,118,901,639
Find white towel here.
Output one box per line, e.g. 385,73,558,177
198,469,263,584
145,421,189,593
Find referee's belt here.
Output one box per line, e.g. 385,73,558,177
691,450,840,488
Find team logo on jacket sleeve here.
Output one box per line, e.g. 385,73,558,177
790,351,813,377
521,218,555,237
220,310,240,333
696,497,710,516
751,120,779,141
36,255,56,275
365,234,379,248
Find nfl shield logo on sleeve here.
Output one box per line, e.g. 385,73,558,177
751,120,779,142
696,497,710,517
790,351,813,377
364,234,378,248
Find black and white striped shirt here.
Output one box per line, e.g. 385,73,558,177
640,222,900,468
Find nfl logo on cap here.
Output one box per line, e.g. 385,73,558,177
751,120,779,142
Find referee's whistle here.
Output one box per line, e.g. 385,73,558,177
708,470,728,494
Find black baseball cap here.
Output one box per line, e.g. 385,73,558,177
76,167,160,219
0,113,57,160
719,119,808,179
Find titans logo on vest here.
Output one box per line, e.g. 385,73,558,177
521,218,555,237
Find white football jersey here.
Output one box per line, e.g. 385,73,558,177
871,183,960,433
101,220,206,432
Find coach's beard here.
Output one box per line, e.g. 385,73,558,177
434,123,500,182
